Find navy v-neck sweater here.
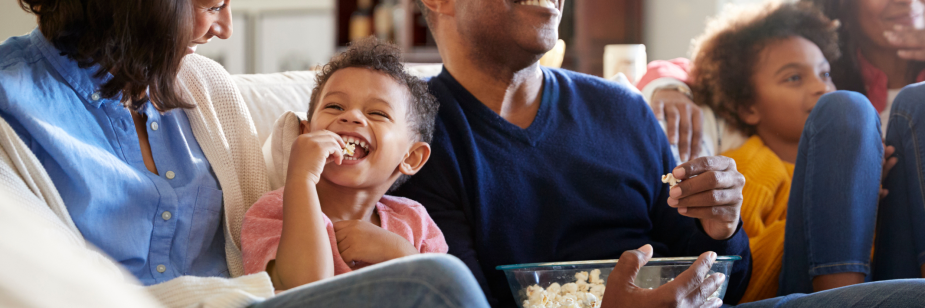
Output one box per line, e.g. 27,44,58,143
394,67,750,307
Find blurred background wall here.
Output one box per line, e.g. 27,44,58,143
1,0,778,76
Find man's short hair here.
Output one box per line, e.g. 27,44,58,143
690,1,840,136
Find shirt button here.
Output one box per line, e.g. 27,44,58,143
151,121,159,131
156,264,166,273
166,171,175,180
91,92,101,101
161,211,172,220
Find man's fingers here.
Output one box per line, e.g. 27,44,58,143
693,274,725,308
678,104,692,162
677,204,739,224
690,108,704,159
673,156,737,180
610,244,654,286
669,170,743,199
670,186,742,208
666,251,716,296
665,104,680,144
700,297,723,308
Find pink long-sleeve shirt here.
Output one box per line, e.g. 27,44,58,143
241,187,448,275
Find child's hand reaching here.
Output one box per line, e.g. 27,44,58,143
288,130,346,185
333,220,419,268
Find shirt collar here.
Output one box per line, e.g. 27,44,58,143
29,28,116,109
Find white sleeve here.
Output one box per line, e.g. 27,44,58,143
640,77,690,103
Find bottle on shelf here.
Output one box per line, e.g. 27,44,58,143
374,0,395,42
349,0,374,42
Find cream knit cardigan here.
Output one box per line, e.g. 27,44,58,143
0,54,276,307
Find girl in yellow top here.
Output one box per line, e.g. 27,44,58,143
687,1,909,302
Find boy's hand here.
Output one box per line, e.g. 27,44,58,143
600,245,724,308
333,220,418,267
288,131,346,185
667,156,745,240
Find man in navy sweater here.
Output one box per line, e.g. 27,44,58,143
393,0,751,306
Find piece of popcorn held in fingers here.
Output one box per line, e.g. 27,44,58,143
661,173,680,188
343,143,356,156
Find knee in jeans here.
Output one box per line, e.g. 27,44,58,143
811,91,879,134
404,254,471,281
892,83,925,117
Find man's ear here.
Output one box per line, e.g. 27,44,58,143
420,0,454,17
738,104,761,126
399,142,432,176
300,120,310,134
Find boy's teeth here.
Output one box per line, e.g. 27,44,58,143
360,141,368,149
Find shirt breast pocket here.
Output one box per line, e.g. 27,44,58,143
186,186,225,266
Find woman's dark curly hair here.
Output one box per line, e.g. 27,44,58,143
690,1,841,136
308,37,439,190
20,0,194,111
801,0,925,97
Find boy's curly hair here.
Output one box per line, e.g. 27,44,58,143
690,1,840,136
309,37,439,144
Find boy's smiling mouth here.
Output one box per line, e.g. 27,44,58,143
340,134,371,161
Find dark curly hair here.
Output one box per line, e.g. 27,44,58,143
19,0,194,111
690,1,840,136
801,0,925,97
308,37,439,190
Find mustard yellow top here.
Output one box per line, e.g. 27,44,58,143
722,136,795,303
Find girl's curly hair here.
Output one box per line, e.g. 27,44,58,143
690,1,840,136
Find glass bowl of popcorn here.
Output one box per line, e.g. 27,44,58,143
497,256,741,308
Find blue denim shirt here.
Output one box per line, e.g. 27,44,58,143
0,29,228,285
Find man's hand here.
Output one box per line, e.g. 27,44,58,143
885,25,925,61
667,156,745,240
651,89,703,162
333,220,418,268
600,245,725,308
287,130,346,185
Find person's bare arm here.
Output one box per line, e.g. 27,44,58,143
272,131,345,290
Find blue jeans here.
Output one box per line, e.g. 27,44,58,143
737,279,925,307
251,254,490,308
873,82,925,279
778,91,884,295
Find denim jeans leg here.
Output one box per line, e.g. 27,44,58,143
874,82,925,279
251,254,490,308
736,279,925,308
778,91,883,295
